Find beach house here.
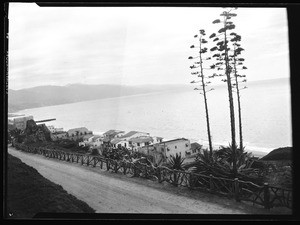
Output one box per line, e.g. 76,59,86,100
103,129,125,140
129,136,154,151
50,131,68,141
47,125,64,133
79,134,94,147
67,127,92,141
110,138,130,149
190,142,203,156
140,138,191,161
89,135,103,149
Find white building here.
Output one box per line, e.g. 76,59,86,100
129,136,154,151
110,138,130,149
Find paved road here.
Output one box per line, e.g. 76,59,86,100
8,147,269,214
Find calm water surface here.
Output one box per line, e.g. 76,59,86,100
18,79,292,155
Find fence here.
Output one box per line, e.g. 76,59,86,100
12,142,292,210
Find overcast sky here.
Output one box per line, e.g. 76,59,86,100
8,3,290,90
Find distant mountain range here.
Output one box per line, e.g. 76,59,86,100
8,84,190,112
8,77,289,113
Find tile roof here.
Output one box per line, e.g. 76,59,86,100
129,136,153,143
159,138,189,144
67,127,89,132
103,129,124,136
110,138,124,145
121,131,149,138
83,134,94,139
191,142,202,150
91,135,102,141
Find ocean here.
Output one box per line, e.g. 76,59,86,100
16,78,292,157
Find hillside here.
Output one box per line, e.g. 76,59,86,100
6,154,95,218
8,83,190,112
260,147,292,161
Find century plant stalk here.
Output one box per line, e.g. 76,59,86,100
223,15,237,176
232,47,243,151
198,32,213,157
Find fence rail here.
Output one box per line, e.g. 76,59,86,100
12,142,292,210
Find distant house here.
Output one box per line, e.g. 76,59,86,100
103,129,125,140
140,138,191,160
51,131,68,141
47,125,64,133
190,142,203,156
160,138,191,159
119,131,150,141
152,136,163,144
79,134,94,146
67,127,92,141
90,135,103,149
110,138,129,149
129,136,154,151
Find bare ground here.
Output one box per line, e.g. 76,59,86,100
7,147,291,214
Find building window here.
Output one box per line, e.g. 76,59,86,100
124,143,127,147
137,143,140,147
175,146,177,149
167,148,170,152
145,142,149,146
185,143,189,147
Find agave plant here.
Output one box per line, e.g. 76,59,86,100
167,153,186,171
9,128,25,143
166,153,186,186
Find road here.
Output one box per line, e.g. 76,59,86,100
8,147,270,214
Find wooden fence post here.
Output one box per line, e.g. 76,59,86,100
100,160,103,169
123,162,127,175
264,183,271,210
106,159,110,171
158,167,162,183
234,178,240,202
210,174,213,192
93,157,97,167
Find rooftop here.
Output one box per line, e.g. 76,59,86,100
83,134,94,139
159,138,189,144
67,127,89,132
191,142,202,150
129,136,154,143
103,129,124,136
121,131,149,138
110,138,123,145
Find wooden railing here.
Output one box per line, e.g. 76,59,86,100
12,142,292,210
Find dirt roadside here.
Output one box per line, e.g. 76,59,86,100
7,147,291,214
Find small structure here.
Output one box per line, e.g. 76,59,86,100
67,127,92,141
110,138,129,149
47,125,64,133
103,129,125,140
89,135,103,149
190,142,203,156
51,131,68,141
139,138,191,162
129,136,154,151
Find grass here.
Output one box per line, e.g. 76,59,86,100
6,153,95,218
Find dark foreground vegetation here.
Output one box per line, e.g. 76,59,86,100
6,154,95,218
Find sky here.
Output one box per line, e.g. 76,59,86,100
8,4,290,90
